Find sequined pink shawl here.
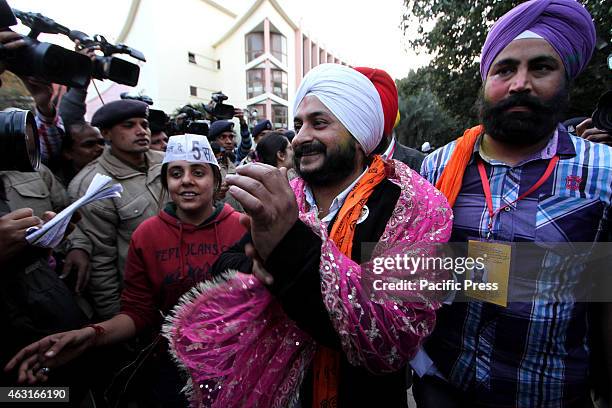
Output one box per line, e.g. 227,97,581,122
164,159,453,407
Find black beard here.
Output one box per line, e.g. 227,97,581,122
293,139,358,187
478,88,568,147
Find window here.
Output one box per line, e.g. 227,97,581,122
246,69,265,99
271,69,288,100
247,104,267,127
272,105,288,129
245,32,264,63
320,49,326,65
188,52,196,64
302,36,309,73
189,86,197,97
311,43,317,66
270,32,287,64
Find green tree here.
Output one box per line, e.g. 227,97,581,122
395,68,460,148
401,0,612,126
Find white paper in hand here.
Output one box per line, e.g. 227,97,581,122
26,173,123,248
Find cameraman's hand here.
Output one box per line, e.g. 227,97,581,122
234,108,246,123
74,39,97,61
0,208,43,265
20,77,55,118
0,30,27,78
576,118,612,146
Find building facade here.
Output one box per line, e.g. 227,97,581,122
85,0,349,129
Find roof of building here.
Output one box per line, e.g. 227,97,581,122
212,0,298,48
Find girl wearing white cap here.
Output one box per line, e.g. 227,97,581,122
5,134,246,406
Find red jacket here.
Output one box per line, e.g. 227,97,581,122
121,203,246,332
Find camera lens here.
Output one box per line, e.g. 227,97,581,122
0,109,40,172
592,91,612,133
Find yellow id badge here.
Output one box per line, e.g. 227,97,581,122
465,240,511,307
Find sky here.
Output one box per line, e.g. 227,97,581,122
10,0,431,80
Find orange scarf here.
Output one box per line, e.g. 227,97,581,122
435,125,483,207
313,155,387,408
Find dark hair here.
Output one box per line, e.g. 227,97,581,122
255,131,289,167
159,162,222,208
62,122,93,151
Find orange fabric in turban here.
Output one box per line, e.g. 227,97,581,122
354,67,398,137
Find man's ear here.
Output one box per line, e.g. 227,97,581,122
100,128,111,142
62,149,73,161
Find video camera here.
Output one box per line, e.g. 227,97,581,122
120,91,153,105
0,2,145,88
2,8,92,88
119,92,168,134
591,42,612,133
204,91,235,120
168,105,209,136
69,31,145,87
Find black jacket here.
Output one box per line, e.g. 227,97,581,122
392,142,425,172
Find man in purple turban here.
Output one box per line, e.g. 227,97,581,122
412,1,612,407
480,0,596,81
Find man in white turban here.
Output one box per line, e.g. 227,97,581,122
160,64,452,407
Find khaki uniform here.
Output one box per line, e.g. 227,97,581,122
68,147,163,319
1,165,92,254
1,164,69,215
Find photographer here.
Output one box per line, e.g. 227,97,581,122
0,27,90,404
149,109,169,152
0,28,93,294
208,108,253,165
208,111,252,212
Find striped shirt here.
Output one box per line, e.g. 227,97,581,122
35,109,65,167
420,125,612,407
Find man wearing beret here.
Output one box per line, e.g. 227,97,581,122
208,115,253,211
68,99,164,319
208,109,253,166
252,118,273,144
415,1,612,406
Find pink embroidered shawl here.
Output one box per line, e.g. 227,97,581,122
164,159,453,407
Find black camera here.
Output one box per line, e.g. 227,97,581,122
3,9,92,88
204,91,235,120
168,106,210,136
592,91,612,133
0,109,40,171
119,92,168,134
120,91,153,105
69,31,145,87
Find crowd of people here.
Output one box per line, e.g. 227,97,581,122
1,0,611,407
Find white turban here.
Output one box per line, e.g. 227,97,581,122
293,63,384,155
163,134,220,169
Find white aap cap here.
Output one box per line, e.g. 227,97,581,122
163,134,220,169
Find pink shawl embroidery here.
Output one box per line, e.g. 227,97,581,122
164,159,453,407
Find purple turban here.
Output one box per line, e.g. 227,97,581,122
480,0,596,81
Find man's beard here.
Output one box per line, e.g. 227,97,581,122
478,87,569,147
293,139,358,187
